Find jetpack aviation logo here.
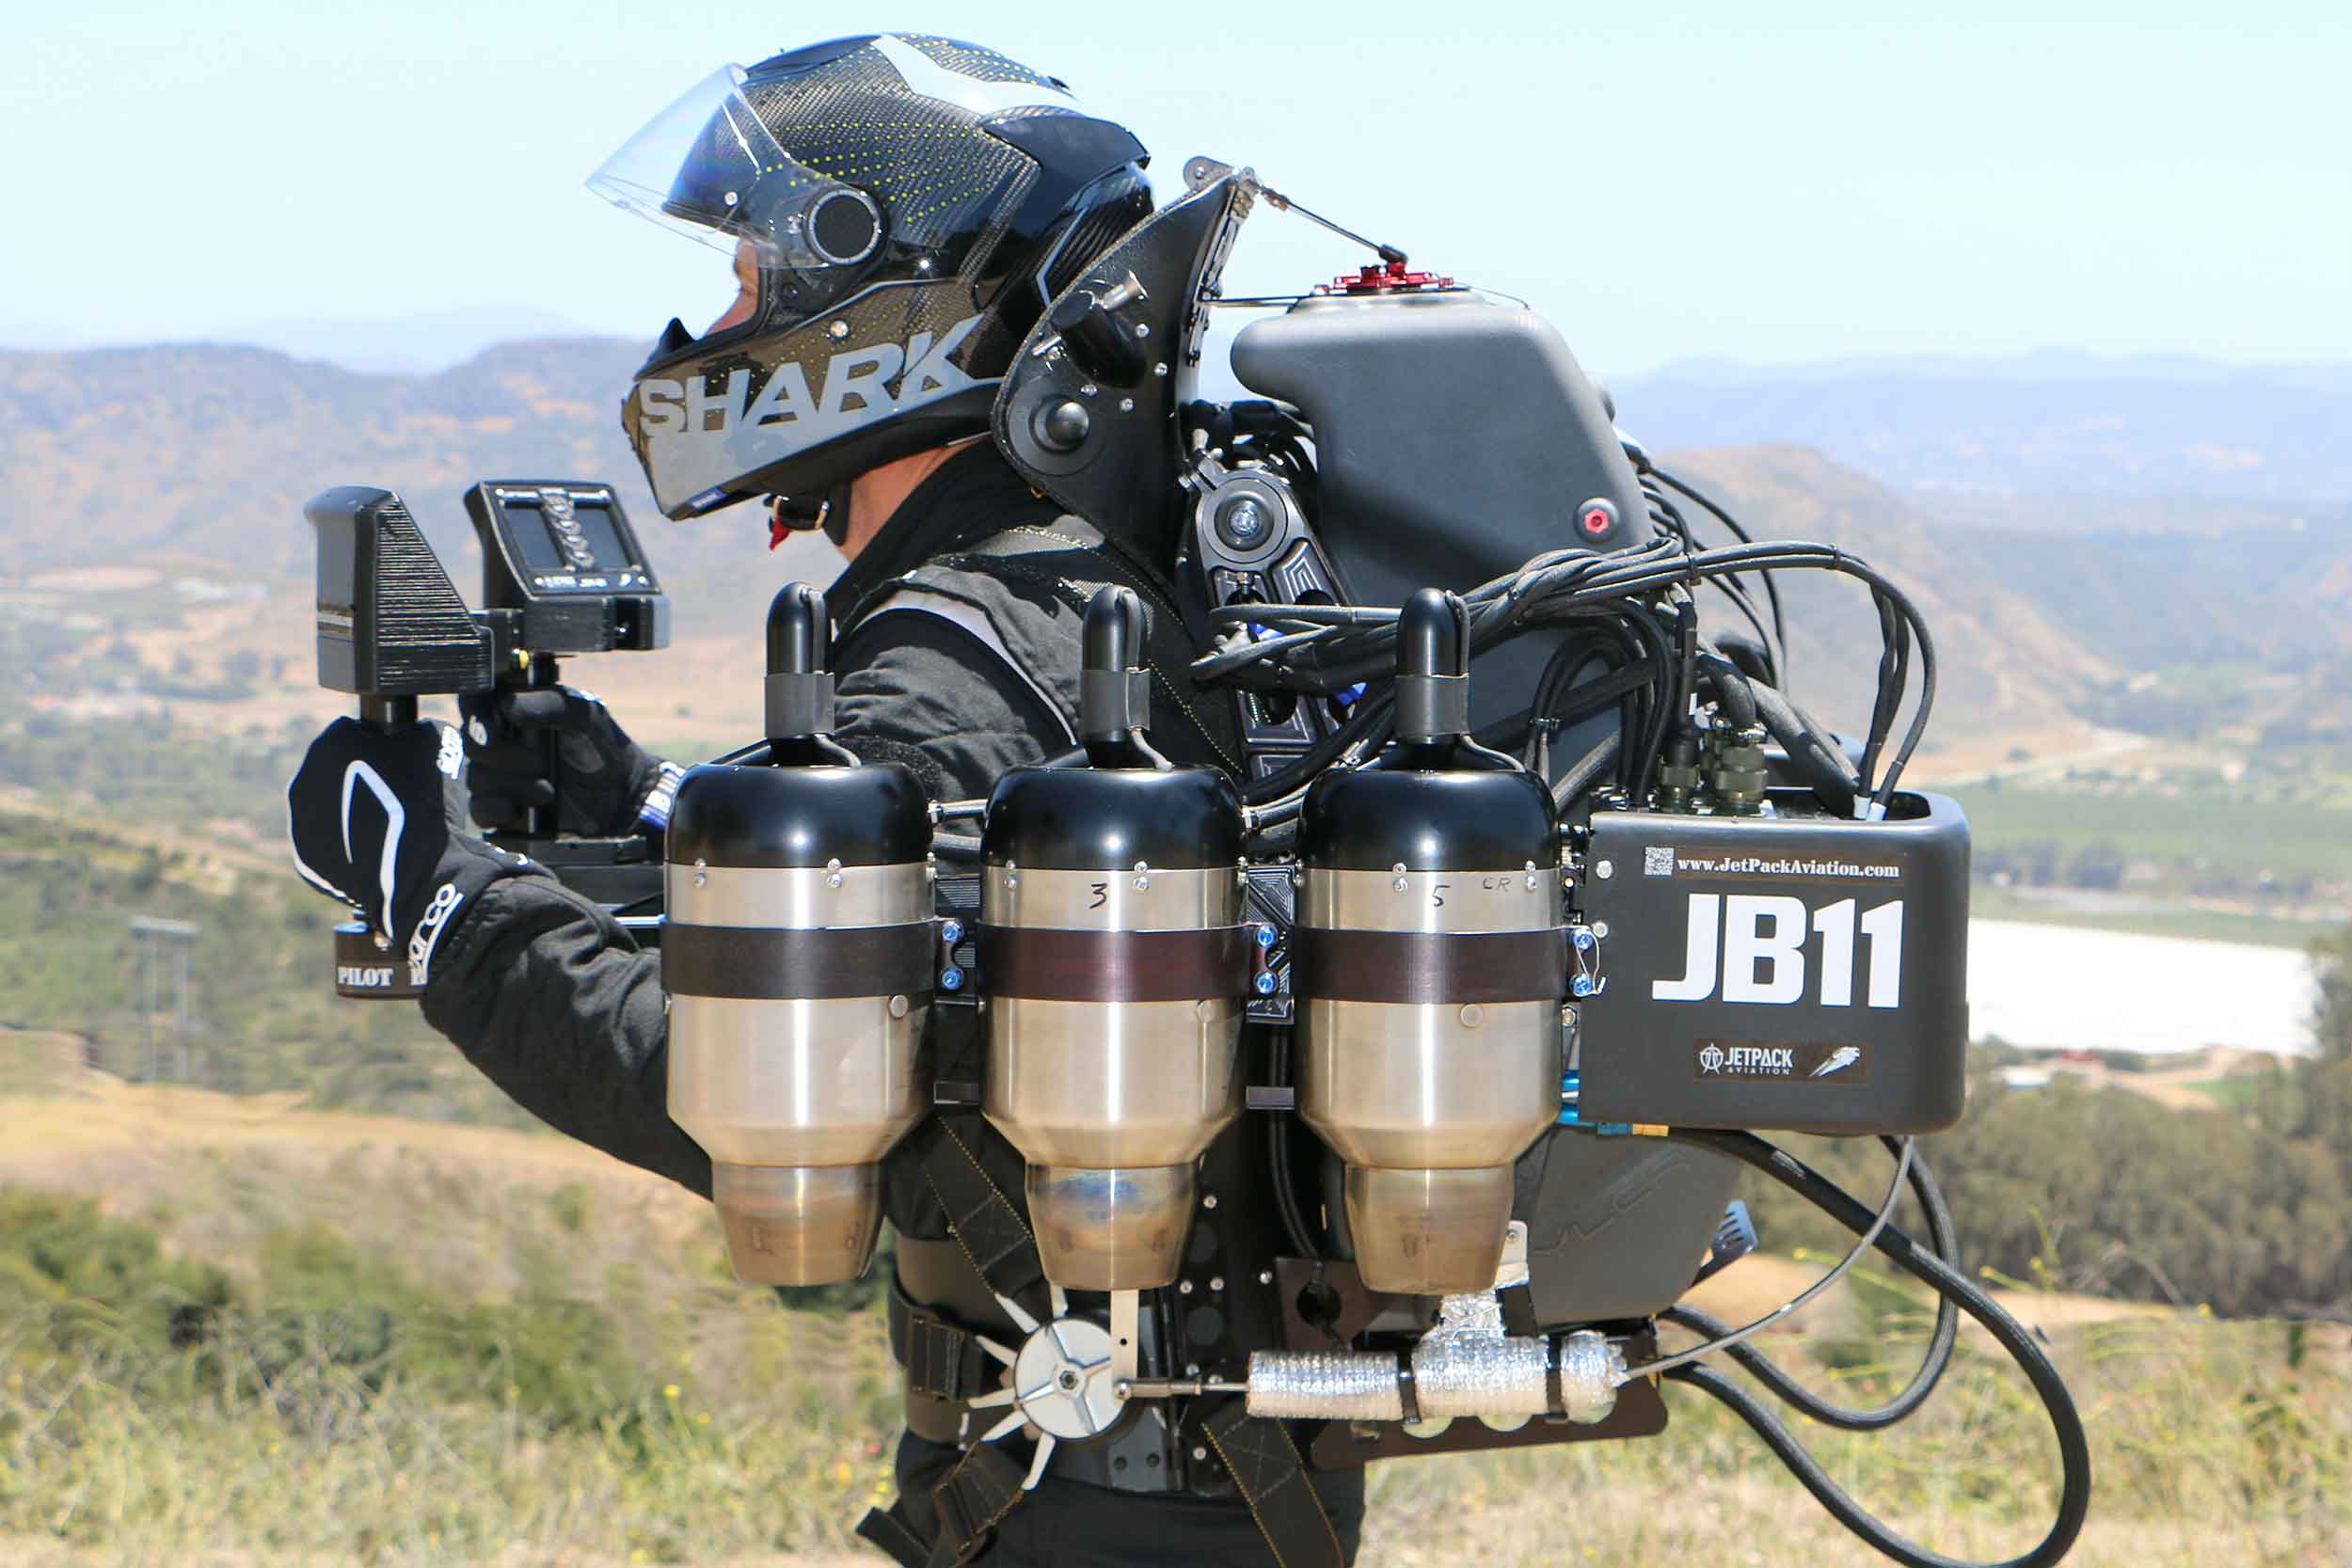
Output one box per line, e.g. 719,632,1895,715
1693,1038,1869,1084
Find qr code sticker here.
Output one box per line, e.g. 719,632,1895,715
1643,846,1676,877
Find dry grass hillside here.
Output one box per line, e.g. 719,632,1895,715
3,1059,2347,1568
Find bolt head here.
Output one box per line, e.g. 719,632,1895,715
1215,494,1272,549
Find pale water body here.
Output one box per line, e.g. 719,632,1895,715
1967,919,2318,1056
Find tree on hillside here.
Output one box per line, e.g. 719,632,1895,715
2312,925,2352,1064
2290,926,2352,1175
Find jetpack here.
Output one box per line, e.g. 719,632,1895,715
304,162,2087,1568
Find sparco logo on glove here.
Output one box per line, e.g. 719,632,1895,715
289,718,511,990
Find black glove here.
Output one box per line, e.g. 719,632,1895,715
287,718,520,986
456,685,681,838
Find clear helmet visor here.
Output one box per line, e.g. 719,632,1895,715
587,65,884,271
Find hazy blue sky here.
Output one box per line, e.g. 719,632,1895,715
8,0,2346,375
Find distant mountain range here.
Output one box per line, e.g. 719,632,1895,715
0,337,690,577
1613,352,2352,504
3,336,2345,748
0,308,609,377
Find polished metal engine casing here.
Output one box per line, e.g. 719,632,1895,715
981,862,1245,1290
666,859,930,1284
1297,865,1565,1294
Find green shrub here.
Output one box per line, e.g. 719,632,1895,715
0,1190,231,1351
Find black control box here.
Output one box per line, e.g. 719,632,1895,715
309,485,495,698
1573,791,1970,1135
463,480,669,657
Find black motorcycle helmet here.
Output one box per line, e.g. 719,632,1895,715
589,35,1154,524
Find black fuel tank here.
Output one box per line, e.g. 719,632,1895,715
1230,294,1649,729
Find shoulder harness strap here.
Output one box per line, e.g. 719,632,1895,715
905,1112,1047,1307
854,1437,1030,1568
1202,1399,1350,1568
854,589,1081,747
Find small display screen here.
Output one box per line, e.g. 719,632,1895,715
566,503,630,570
498,492,638,582
511,513,566,572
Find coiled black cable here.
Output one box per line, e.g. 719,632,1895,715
1661,1135,1959,1431
1659,1130,2091,1568
1192,535,1938,806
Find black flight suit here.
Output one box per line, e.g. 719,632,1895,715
418,445,1366,1567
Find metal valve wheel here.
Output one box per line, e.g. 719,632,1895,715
960,1283,1126,1489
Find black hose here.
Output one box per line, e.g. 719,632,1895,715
1697,651,1760,730
1659,1130,2090,1568
1742,674,1861,817
1265,1032,1322,1262
1619,604,1677,801
1650,463,1789,670
1190,532,1937,807
1551,730,1622,811
1861,597,1912,799
930,830,983,861
1661,1137,1958,1431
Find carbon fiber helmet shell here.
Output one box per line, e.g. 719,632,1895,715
594,35,1153,519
